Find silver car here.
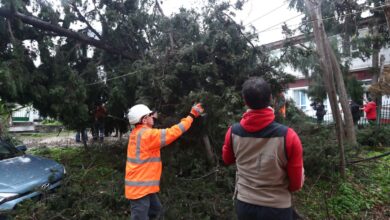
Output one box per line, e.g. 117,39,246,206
0,140,66,212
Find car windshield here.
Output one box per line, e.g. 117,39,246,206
0,141,22,160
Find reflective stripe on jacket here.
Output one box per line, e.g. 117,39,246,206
125,116,193,199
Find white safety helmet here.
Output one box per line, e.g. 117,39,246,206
128,104,153,125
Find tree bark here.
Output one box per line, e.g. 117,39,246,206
341,33,350,57
341,13,352,57
327,41,357,146
154,0,176,49
202,135,215,165
376,55,385,126
0,7,137,60
305,0,346,178
371,26,380,85
70,2,102,40
370,25,381,126
384,0,390,35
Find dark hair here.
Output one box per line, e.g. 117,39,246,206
242,77,271,109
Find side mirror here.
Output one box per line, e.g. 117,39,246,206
16,145,27,152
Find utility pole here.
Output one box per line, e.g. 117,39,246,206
304,0,346,178
377,55,386,127
369,25,381,127
327,39,357,146
384,0,390,35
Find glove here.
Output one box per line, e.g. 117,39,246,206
190,103,204,118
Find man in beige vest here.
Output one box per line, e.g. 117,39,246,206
222,77,304,220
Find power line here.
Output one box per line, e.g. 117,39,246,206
255,13,304,34
244,2,289,26
243,2,318,33
85,70,139,86
253,3,323,34
84,4,390,86
256,19,306,34
255,3,390,35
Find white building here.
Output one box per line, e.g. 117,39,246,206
11,105,41,124
264,27,390,119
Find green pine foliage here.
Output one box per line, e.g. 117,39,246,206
7,137,388,219
347,76,365,104
357,126,390,147
1,0,389,218
0,0,292,136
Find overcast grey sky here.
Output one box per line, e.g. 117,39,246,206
161,0,302,45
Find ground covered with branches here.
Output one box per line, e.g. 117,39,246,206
3,124,389,220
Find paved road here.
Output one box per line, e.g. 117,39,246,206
20,132,128,148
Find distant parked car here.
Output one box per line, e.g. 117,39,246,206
0,140,66,212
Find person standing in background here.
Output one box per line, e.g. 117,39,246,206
362,97,377,125
350,100,361,126
93,102,108,142
274,91,286,121
311,101,326,125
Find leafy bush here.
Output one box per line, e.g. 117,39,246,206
285,99,313,124
0,133,23,146
285,104,340,177
298,125,340,177
41,119,63,126
357,126,390,147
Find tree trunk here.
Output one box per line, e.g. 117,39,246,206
327,41,357,146
341,33,350,57
0,7,137,60
155,0,176,49
370,25,381,126
371,26,380,84
305,0,346,178
376,55,386,126
384,0,390,35
202,135,215,165
341,13,352,57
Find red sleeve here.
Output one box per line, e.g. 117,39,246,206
364,103,374,113
222,127,236,165
369,103,376,111
364,104,370,112
285,128,304,192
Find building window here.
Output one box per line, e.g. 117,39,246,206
293,89,307,110
351,39,371,57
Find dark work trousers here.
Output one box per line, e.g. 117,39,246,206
93,119,105,141
75,129,88,143
130,193,163,220
235,199,293,220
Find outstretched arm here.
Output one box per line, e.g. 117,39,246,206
142,103,204,150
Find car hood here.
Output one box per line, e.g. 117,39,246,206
0,155,64,193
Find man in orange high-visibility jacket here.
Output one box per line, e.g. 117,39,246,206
126,103,204,220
